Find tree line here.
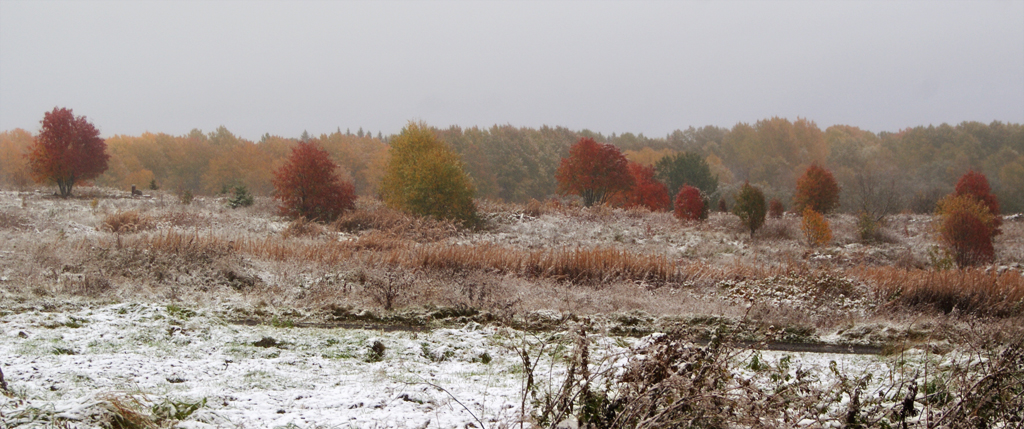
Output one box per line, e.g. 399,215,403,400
1,115,1021,213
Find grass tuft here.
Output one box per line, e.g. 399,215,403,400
102,211,155,234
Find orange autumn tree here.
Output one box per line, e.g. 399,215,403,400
27,108,109,197
936,194,997,267
794,163,840,214
611,162,670,211
935,171,1002,267
556,137,634,207
272,141,356,222
0,129,34,188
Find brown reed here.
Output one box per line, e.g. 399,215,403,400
853,266,1024,316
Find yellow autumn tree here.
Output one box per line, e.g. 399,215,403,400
624,147,675,167
380,122,477,225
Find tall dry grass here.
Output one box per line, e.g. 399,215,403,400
854,266,1024,316
107,229,791,287
333,204,459,242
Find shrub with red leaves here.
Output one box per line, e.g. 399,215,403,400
556,137,634,207
793,164,840,214
936,194,997,267
273,141,356,222
611,162,671,211
674,185,707,221
954,170,1001,234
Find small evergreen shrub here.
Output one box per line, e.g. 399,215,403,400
857,212,880,243
733,182,766,238
228,185,254,208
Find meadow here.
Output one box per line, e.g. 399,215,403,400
0,188,1021,428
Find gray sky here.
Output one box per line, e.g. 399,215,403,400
2,1,1022,141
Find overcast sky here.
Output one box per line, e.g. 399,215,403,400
1,1,1022,141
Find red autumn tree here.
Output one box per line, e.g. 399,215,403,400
272,141,356,222
793,164,840,215
611,162,670,211
954,170,1001,233
27,107,109,197
555,137,634,207
674,185,707,221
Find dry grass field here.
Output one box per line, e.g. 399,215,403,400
1,187,1022,427
2,188,1021,340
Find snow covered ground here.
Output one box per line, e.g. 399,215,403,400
1,303,926,428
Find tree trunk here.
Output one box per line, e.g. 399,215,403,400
57,177,75,198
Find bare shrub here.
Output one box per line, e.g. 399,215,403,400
281,217,325,239
60,273,112,297
855,266,1024,316
524,198,545,217
102,210,155,233
759,218,795,240
934,326,1024,428
448,271,521,319
362,270,413,311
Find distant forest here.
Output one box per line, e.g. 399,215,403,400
2,118,1022,213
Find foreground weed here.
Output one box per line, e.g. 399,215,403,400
150,397,206,421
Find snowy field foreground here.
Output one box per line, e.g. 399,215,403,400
1,303,938,428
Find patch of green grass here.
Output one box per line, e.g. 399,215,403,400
166,304,195,320
473,351,492,364
270,316,295,328
42,316,88,329
52,346,76,355
420,342,455,362
151,397,207,421
87,339,125,354
321,350,357,360
71,373,94,384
